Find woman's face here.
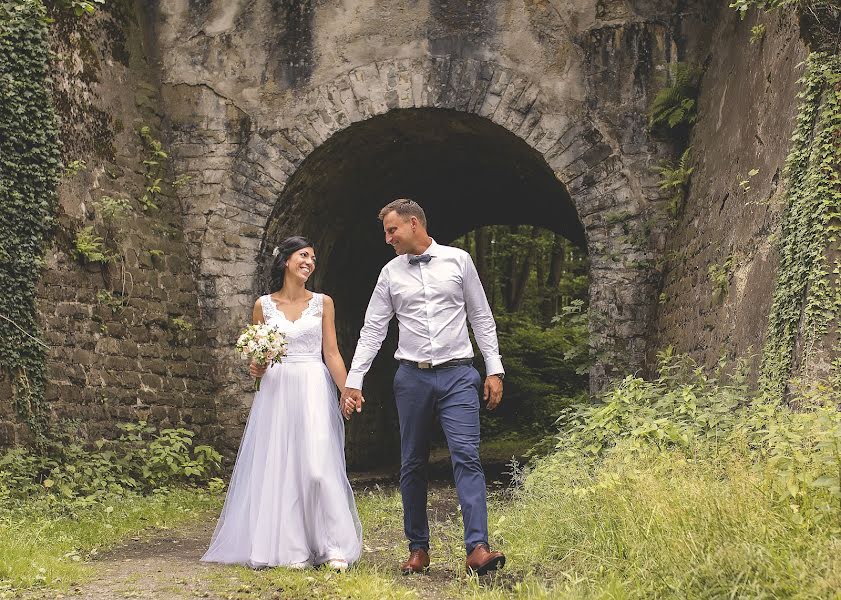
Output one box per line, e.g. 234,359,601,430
284,246,316,284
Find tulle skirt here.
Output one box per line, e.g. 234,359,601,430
201,357,362,568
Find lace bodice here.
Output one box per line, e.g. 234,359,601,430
260,293,323,357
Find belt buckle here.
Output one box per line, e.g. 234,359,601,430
417,361,432,369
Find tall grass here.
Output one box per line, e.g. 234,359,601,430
6,354,841,598
474,351,841,598
485,449,841,598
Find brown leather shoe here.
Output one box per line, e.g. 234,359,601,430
466,543,506,575
401,548,430,575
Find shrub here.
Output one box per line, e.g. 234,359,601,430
0,422,221,509
481,308,589,437
551,349,841,524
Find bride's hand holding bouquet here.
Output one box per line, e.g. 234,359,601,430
236,323,287,391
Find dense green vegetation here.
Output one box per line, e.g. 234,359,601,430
483,352,841,598
762,52,841,398
0,0,62,439
452,226,589,437
0,421,221,590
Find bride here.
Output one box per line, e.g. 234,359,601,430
201,236,362,570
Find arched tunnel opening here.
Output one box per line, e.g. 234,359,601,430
263,108,588,469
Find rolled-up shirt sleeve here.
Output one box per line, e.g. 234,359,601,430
346,268,394,389
462,254,504,376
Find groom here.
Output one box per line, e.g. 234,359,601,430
342,199,506,575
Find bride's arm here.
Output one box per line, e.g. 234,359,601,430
250,297,267,377
321,294,348,390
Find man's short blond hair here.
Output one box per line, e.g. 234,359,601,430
378,198,427,228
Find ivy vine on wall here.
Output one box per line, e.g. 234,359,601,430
761,52,841,398
0,0,62,440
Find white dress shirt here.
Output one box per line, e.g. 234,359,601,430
346,240,504,390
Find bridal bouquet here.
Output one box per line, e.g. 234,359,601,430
235,324,288,391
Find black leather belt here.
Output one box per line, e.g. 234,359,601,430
399,358,473,370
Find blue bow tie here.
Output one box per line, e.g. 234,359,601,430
408,254,432,265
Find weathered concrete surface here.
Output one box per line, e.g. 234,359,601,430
651,8,809,376
0,3,220,447
146,0,708,463
4,0,812,468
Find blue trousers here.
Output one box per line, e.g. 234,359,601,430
393,363,488,554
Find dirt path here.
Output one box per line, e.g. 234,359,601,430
23,450,522,600
30,519,223,600
27,484,497,600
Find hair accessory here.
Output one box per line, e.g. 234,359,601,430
272,246,280,257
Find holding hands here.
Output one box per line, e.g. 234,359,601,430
340,387,365,420
337,376,502,420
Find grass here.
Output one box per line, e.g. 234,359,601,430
211,445,841,599
0,486,221,594
206,562,420,600
477,447,841,598
204,487,421,600
7,443,841,599
7,355,841,598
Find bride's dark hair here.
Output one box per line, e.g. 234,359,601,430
269,236,313,293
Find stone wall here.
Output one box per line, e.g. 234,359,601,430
651,7,810,374
0,1,220,447
147,0,711,464
1,0,816,469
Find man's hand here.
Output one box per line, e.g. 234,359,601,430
249,361,268,377
341,387,365,419
483,375,503,410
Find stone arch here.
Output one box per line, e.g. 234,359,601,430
164,56,660,459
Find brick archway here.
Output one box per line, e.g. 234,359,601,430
164,57,660,460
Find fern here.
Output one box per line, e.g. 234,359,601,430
73,226,117,264
655,147,695,217
649,63,703,131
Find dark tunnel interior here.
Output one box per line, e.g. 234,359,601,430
263,108,586,468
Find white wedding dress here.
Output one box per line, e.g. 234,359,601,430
201,293,362,568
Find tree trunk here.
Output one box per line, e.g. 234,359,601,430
462,233,473,255
501,226,517,311
536,242,546,305
541,233,566,322
474,228,489,288
510,226,540,313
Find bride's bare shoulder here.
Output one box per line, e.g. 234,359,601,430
252,296,265,323
320,294,335,310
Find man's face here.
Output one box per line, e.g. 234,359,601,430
383,211,416,255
